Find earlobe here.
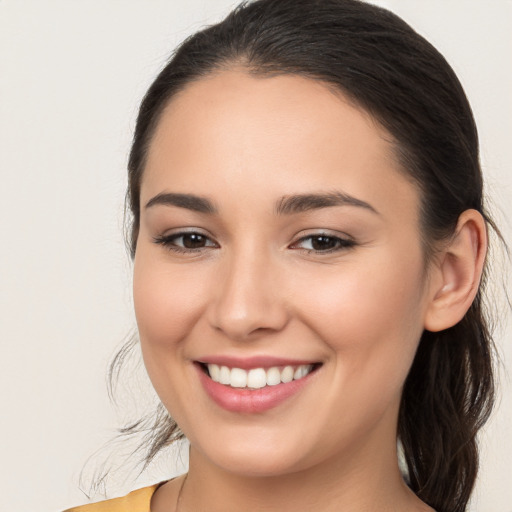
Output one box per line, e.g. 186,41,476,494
424,209,487,332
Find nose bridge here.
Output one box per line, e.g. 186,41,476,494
209,240,287,340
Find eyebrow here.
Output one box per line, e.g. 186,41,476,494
144,190,378,216
275,192,379,216
145,192,217,214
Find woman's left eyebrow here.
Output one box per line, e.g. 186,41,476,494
275,192,380,216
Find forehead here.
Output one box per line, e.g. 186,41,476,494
142,70,419,221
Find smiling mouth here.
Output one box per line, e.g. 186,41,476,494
199,363,321,390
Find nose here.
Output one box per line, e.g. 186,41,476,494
207,247,289,341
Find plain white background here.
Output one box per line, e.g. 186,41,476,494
0,1,510,511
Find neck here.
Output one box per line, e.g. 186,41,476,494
179,433,429,512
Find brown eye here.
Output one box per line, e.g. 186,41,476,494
181,233,208,248
310,236,339,251
153,231,218,253
291,233,356,253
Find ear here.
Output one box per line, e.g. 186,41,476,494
424,209,487,332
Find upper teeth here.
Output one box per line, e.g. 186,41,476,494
206,364,314,389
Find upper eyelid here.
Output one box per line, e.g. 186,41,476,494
160,226,211,235
290,229,354,242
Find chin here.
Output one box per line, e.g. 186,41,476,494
191,430,315,478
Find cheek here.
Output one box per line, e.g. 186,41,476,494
132,251,217,428
132,249,207,376
299,261,424,335
294,256,426,393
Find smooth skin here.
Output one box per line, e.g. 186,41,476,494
133,70,487,512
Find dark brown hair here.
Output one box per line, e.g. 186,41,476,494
117,1,500,510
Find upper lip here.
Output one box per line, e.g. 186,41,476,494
196,355,320,370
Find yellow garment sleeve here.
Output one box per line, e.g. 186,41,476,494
63,484,159,512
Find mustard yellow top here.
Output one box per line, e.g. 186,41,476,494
63,484,160,512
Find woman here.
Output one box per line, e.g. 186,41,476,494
65,0,502,511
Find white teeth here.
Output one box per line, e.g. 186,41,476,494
294,365,310,380
266,367,281,386
206,363,315,389
230,368,247,388
247,368,267,389
219,365,231,385
281,365,294,383
293,366,304,380
209,364,220,382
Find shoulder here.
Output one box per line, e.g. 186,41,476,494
63,484,161,512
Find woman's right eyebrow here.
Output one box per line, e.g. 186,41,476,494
145,192,217,214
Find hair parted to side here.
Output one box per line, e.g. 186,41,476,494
116,1,500,510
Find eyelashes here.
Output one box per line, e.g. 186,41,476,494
152,230,356,255
290,234,356,252
153,232,218,254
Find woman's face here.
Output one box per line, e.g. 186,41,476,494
134,70,435,476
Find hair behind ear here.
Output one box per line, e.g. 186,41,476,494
399,299,494,511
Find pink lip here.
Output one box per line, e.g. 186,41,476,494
195,362,318,414
197,355,317,370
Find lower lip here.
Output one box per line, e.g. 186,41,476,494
196,365,316,413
